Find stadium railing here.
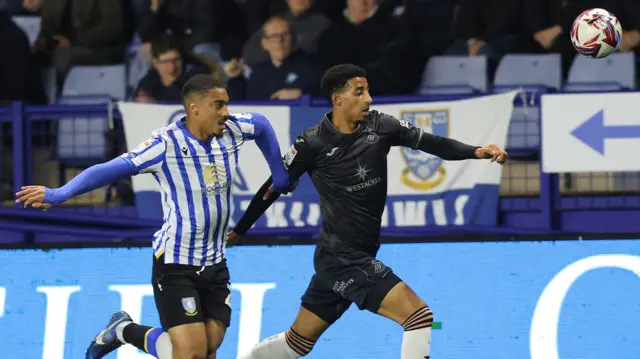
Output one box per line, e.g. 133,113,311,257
0,93,639,244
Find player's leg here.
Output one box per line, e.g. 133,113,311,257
140,255,208,358
204,319,226,359
326,252,433,359
377,281,433,359
86,255,208,359
198,260,232,358
239,274,350,359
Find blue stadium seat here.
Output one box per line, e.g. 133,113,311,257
56,95,112,169
506,105,540,151
12,16,40,47
564,52,636,92
418,56,488,94
494,54,562,91
62,65,127,100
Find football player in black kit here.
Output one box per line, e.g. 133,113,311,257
229,64,508,359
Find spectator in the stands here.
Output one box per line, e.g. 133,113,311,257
316,0,413,95
32,0,129,84
445,0,529,70
134,35,209,103
316,0,400,73
0,8,45,104
242,0,330,65
135,0,246,64
525,0,640,76
225,16,322,100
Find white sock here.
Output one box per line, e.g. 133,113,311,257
239,332,306,359
115,321,132,343
401,327,432,359
154,332,173,359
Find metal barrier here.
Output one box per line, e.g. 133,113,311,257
0,94,639,243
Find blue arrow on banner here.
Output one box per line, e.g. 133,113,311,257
570,109,640,155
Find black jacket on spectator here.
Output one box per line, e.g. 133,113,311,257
135,64,208,103
0,11,46,104
137,0,246,59
227,52,322,100
456,0,526,41
316,9,401,70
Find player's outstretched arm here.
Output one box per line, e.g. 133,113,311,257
15,157,138,209
417,132,507,163
381,113,508,163
15,134,166,209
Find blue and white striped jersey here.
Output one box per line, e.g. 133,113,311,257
120,112,278,266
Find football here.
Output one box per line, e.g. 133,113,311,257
570,8,623,59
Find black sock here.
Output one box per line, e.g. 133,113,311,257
122,323,154,351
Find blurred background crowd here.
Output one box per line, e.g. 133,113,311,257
1,0,640,106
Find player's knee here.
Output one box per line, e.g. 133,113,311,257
402,305,434,332
379,282,429,324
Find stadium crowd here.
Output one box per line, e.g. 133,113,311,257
1,0,640,106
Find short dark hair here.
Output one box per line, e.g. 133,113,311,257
151,34,182,58
320,64,366,103
181,74,226,102
261,15,290,37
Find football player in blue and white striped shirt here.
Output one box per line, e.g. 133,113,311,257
15,74,293,359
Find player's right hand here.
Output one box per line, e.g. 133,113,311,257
15,185,52,210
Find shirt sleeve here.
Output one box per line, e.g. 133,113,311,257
379,112,423,149
230,112,272,141
119,134,167,174
380,112,479,161
282,134,317,180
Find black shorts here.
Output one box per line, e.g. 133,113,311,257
300,246,402,324
152,254,231,330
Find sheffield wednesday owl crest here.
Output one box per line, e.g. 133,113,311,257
400,110,450,190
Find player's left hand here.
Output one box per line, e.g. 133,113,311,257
15,185,52,210
475,144,508,164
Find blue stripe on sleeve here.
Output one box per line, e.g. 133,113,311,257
137,153,165,171
132,138,162,157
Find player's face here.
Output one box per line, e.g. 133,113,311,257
337,77,372,122
200,88,230,138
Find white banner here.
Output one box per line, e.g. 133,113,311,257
542,93,640,173
374,92,516,195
